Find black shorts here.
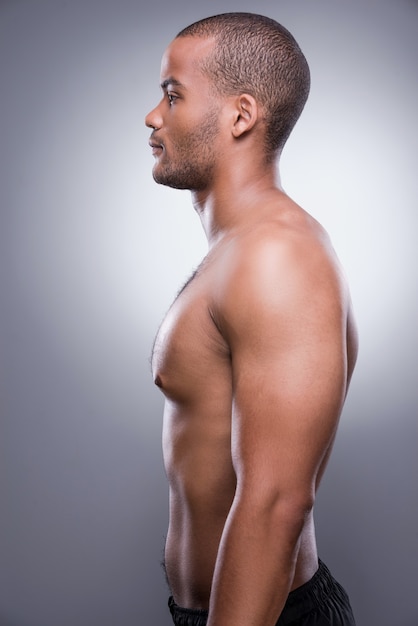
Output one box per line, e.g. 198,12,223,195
168,560,356,625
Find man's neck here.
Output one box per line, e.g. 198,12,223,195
191,164,283,248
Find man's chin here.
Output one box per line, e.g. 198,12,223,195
152,169,189,190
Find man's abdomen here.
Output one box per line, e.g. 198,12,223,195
165,486,234,609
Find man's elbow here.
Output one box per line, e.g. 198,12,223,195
269,490,314,527
238,482,315,527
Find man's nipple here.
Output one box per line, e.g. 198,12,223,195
154,373,163,388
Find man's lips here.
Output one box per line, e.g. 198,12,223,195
149,138,164,155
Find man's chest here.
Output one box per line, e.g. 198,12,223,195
151,280,229,402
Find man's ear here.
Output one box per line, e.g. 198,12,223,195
231,94,259,138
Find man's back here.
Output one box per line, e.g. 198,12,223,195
151,190,358,610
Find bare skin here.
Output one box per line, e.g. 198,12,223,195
146,35,358,626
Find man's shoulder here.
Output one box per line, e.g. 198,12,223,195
218,207,339,291
210,205,348,335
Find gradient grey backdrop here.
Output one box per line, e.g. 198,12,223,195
1,1,417,625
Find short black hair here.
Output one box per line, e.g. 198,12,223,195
177,12,310,160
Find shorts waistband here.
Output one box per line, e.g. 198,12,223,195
168,595,208,626
281,559,338,620
168,560,342,625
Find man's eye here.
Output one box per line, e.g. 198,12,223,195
167,93,177,105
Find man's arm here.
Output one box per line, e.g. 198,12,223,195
207,231,350,626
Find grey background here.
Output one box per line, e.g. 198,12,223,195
1,1,417,625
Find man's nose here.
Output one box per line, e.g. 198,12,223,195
145,103,162,130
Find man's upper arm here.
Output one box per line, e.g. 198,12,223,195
215,234,349,505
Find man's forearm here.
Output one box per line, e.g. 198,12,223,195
206,497,310,626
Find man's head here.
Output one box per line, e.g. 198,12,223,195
176,12,310,160
145,12,310,190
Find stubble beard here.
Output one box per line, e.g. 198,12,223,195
152,110,219,191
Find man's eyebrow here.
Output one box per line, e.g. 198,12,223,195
160,77,185,90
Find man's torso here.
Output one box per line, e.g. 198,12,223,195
152,196,357,609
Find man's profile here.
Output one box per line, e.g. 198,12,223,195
146,12,358,626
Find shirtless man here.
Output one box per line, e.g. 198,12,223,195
146,13,358,626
